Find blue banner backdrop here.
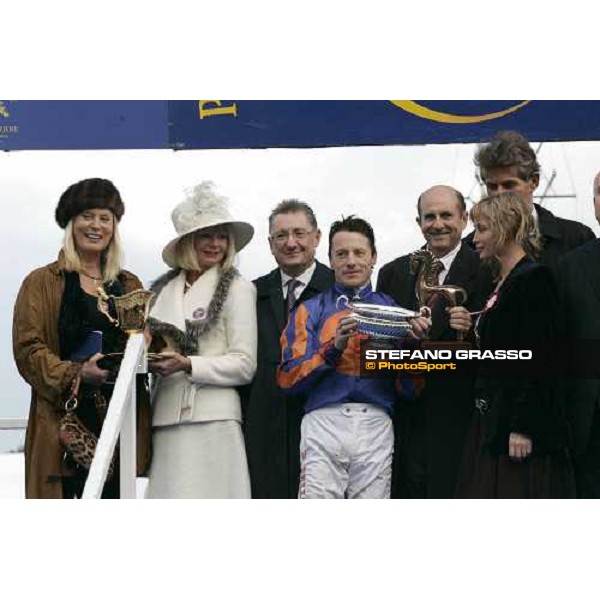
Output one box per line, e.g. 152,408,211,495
0,101,168,150
3,101,600,150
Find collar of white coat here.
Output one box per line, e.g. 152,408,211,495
149,265,221,332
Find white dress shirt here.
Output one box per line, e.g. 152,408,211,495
281,261,317,301
436,241,462,285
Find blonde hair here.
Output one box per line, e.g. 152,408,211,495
470,192,541,258
172,225,236,273
62,217,123,283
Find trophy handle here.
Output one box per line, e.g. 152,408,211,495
97,286,119,327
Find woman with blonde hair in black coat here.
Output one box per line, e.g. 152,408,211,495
456,191,575,498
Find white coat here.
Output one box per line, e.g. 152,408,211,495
149,266,257,427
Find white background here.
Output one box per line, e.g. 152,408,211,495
2,1,599,599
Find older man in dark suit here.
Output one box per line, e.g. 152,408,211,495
377,185,489,498
466,130,595,269
244,200,334,498
557,171,600,497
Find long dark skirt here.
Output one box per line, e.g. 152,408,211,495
62,465,120,499
456,412,576,499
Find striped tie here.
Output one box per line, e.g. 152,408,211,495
286,278,300,316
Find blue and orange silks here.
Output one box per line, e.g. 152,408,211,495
277,283,418,415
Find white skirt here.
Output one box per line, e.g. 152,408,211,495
146,420,251,499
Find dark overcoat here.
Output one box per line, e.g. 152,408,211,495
12,254,152,498
474,258,570,455
557,240,600,496
377,243,490,498
557,240,600,453
243,261,334,498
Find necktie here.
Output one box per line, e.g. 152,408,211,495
286,278,301,316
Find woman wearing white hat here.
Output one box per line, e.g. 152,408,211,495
145,182,257,498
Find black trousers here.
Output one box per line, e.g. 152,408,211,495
392,402,427,499
573,409,600,499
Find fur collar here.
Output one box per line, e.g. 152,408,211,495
147,267,238,355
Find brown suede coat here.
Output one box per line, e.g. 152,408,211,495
12,254,152,498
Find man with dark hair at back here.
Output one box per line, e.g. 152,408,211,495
467,130,595,268
557,171,600,497
277,216,455,499
244,199,333,498
377,185,488,498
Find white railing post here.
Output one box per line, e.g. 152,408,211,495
0,419,28,430
119,382,137,499
119,339,148,499
82,333,146,499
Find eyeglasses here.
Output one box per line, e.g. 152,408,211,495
270,229,314,244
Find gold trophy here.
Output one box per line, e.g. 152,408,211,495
97,288,155,334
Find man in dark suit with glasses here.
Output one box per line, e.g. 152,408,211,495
243,200,333,498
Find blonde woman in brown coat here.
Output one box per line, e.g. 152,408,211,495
12,178,151,498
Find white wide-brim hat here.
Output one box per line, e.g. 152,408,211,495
162,181,254,268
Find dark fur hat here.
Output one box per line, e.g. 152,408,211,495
55,178,125,228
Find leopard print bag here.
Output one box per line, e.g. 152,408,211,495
59,376,115,479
